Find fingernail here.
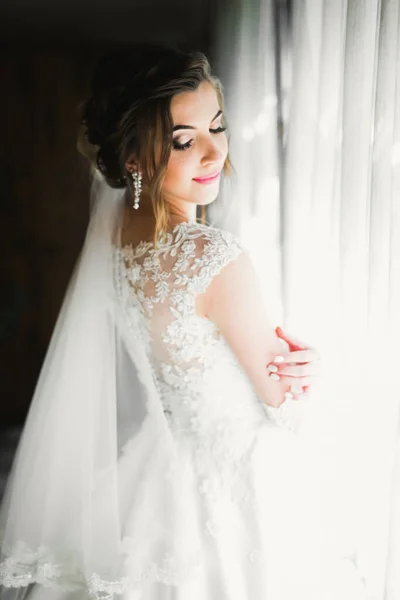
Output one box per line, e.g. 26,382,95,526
274,355,285,363
267,364,278,373
269,373,280,381
284,391,294,401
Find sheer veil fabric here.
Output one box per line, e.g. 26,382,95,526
0,171,203,599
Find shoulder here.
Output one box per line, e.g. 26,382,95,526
182,222,247,259
175,222,248,294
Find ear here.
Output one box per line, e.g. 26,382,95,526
124,158,137,174
125,157,143,173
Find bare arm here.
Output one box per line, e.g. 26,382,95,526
204,251,287,408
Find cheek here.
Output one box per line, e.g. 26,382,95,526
163,135,229,189
164,153,195,187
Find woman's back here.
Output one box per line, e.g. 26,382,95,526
114,221,269,462
113,219,325,599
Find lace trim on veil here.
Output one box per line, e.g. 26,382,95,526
0,538,202,599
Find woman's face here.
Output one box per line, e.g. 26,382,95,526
162,80,228,218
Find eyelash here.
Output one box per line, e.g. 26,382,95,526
172,126,227,151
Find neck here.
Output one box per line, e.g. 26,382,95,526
126,190,197,225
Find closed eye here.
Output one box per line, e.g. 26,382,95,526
210,126,227,134
172,125,227,152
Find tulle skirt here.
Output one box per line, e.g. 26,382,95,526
121,418,368,600
21,417,367,600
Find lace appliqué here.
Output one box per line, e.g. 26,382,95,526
115,222,269,567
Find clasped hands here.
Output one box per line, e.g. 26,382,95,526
267,326,321,402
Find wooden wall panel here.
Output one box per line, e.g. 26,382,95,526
0,48,95,423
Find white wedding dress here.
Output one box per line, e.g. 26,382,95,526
21,220,366,600
112,221,365,600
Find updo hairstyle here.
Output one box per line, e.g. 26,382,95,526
77,43,233,244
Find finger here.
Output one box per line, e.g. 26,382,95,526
283,389,308,402
268,373,316,387
268,362,320,377
275,326,308,350
289,376,314,388
271,349,320,365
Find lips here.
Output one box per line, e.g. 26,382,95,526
193,170,222,183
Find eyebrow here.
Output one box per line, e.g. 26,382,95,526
173,109,223,132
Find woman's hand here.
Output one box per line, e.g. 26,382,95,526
266,326,321,401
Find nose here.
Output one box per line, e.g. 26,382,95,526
200,137,226,167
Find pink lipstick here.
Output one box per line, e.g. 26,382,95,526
193,171,221,184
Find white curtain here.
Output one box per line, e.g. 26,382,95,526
210,1,400,599
210,0,286,323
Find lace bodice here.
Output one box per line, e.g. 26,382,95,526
115,222,243,384
114,219,298,436
114,221,271,476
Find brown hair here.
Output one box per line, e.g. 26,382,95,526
77,43,233,248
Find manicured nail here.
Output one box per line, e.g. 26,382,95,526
269,373,280,381
284,391,294,401
274,355,285,363
267,364,278,373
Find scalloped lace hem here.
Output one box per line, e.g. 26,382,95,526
0,543,202,599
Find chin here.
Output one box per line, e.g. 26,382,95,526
196,194,219,207
195,186,221,204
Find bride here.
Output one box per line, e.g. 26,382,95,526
0,44,366,600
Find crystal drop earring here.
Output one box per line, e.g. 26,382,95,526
130,169,142,210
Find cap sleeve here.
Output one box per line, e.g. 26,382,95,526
186,226,247,295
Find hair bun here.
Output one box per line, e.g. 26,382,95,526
83,48,162,148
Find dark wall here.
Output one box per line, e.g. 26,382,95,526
1,0,214,47
0,0,214,424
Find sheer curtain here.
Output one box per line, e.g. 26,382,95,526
209,0,286,324
210,1,400,599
